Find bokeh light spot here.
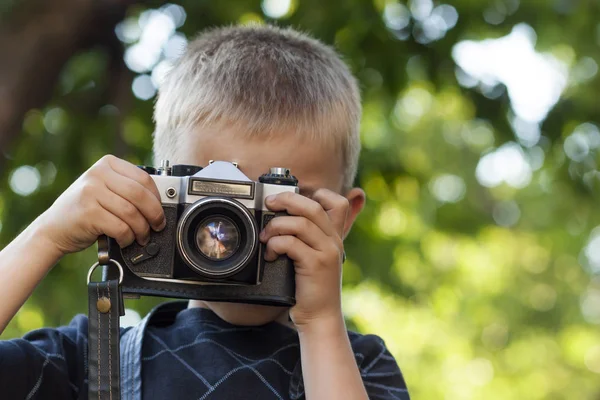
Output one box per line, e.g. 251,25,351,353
43,107,69,135
409,0,433,21
476,143,532,188
120,308,142,328
151,60,174,89
132,74,157,100
453,23,568,123
383,3,411,30
465,358,494,387
461,119,495,151
9,166,41,196
394,86,434,129
526,146,545,171
511,116,541,148
583,230,600,274
429,174,466,203
262,0,292,19
580,288,600,323
363,173,389,201
125,43,161,73
572,56,598,83
164,33,188,60
377,204,407,237
420,11,447,42
564,123,600,163
36,161,57,187
115,17,141,44
493,201,521,227
161,3,187,28
564,132,590,162
16,308,44,333
22,110,44,136
124,10,176,73
433,4,458,30
483,5,505,25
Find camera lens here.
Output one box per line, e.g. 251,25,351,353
195,216,240,261
177,197,258,277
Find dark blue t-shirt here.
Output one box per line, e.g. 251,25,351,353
0,302,409,399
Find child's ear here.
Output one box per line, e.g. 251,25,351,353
342,188,366,239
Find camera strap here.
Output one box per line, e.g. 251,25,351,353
87,238,125,400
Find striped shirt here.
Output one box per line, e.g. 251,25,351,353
0,302,410,399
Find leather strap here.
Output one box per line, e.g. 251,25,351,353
88,278,123,400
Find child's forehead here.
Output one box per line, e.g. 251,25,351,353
180,125,344,192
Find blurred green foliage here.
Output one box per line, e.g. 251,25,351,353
2,0,600,399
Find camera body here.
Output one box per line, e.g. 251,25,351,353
103,160,299,306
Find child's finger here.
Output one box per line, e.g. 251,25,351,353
103,155,162,201
97,191,151,246
103,169,166,232
311,189,350,238
263,235,312,262
260,216,328,250
95,208,136,248
265,192,335,236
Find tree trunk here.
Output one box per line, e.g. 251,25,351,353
0,0,138,160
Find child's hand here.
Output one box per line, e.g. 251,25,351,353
259,189,348,330
38,155,166,256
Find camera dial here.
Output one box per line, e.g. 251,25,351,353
157,160,172,176
259,167,298,186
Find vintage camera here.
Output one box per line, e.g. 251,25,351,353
103,160,299,306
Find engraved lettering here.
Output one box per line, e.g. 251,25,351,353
190,180,252,197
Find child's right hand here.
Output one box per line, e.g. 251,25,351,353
37,155,166,256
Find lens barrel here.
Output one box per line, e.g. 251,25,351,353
176,197,257,277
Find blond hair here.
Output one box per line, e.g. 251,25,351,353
153,24,361,190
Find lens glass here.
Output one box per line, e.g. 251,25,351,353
195,216,240,261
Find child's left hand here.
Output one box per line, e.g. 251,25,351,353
259,189,348,331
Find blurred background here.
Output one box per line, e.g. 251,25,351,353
1,0,599,398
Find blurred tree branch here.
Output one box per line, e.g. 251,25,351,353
0,0,149,164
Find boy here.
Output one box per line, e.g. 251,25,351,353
0,25,409,399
